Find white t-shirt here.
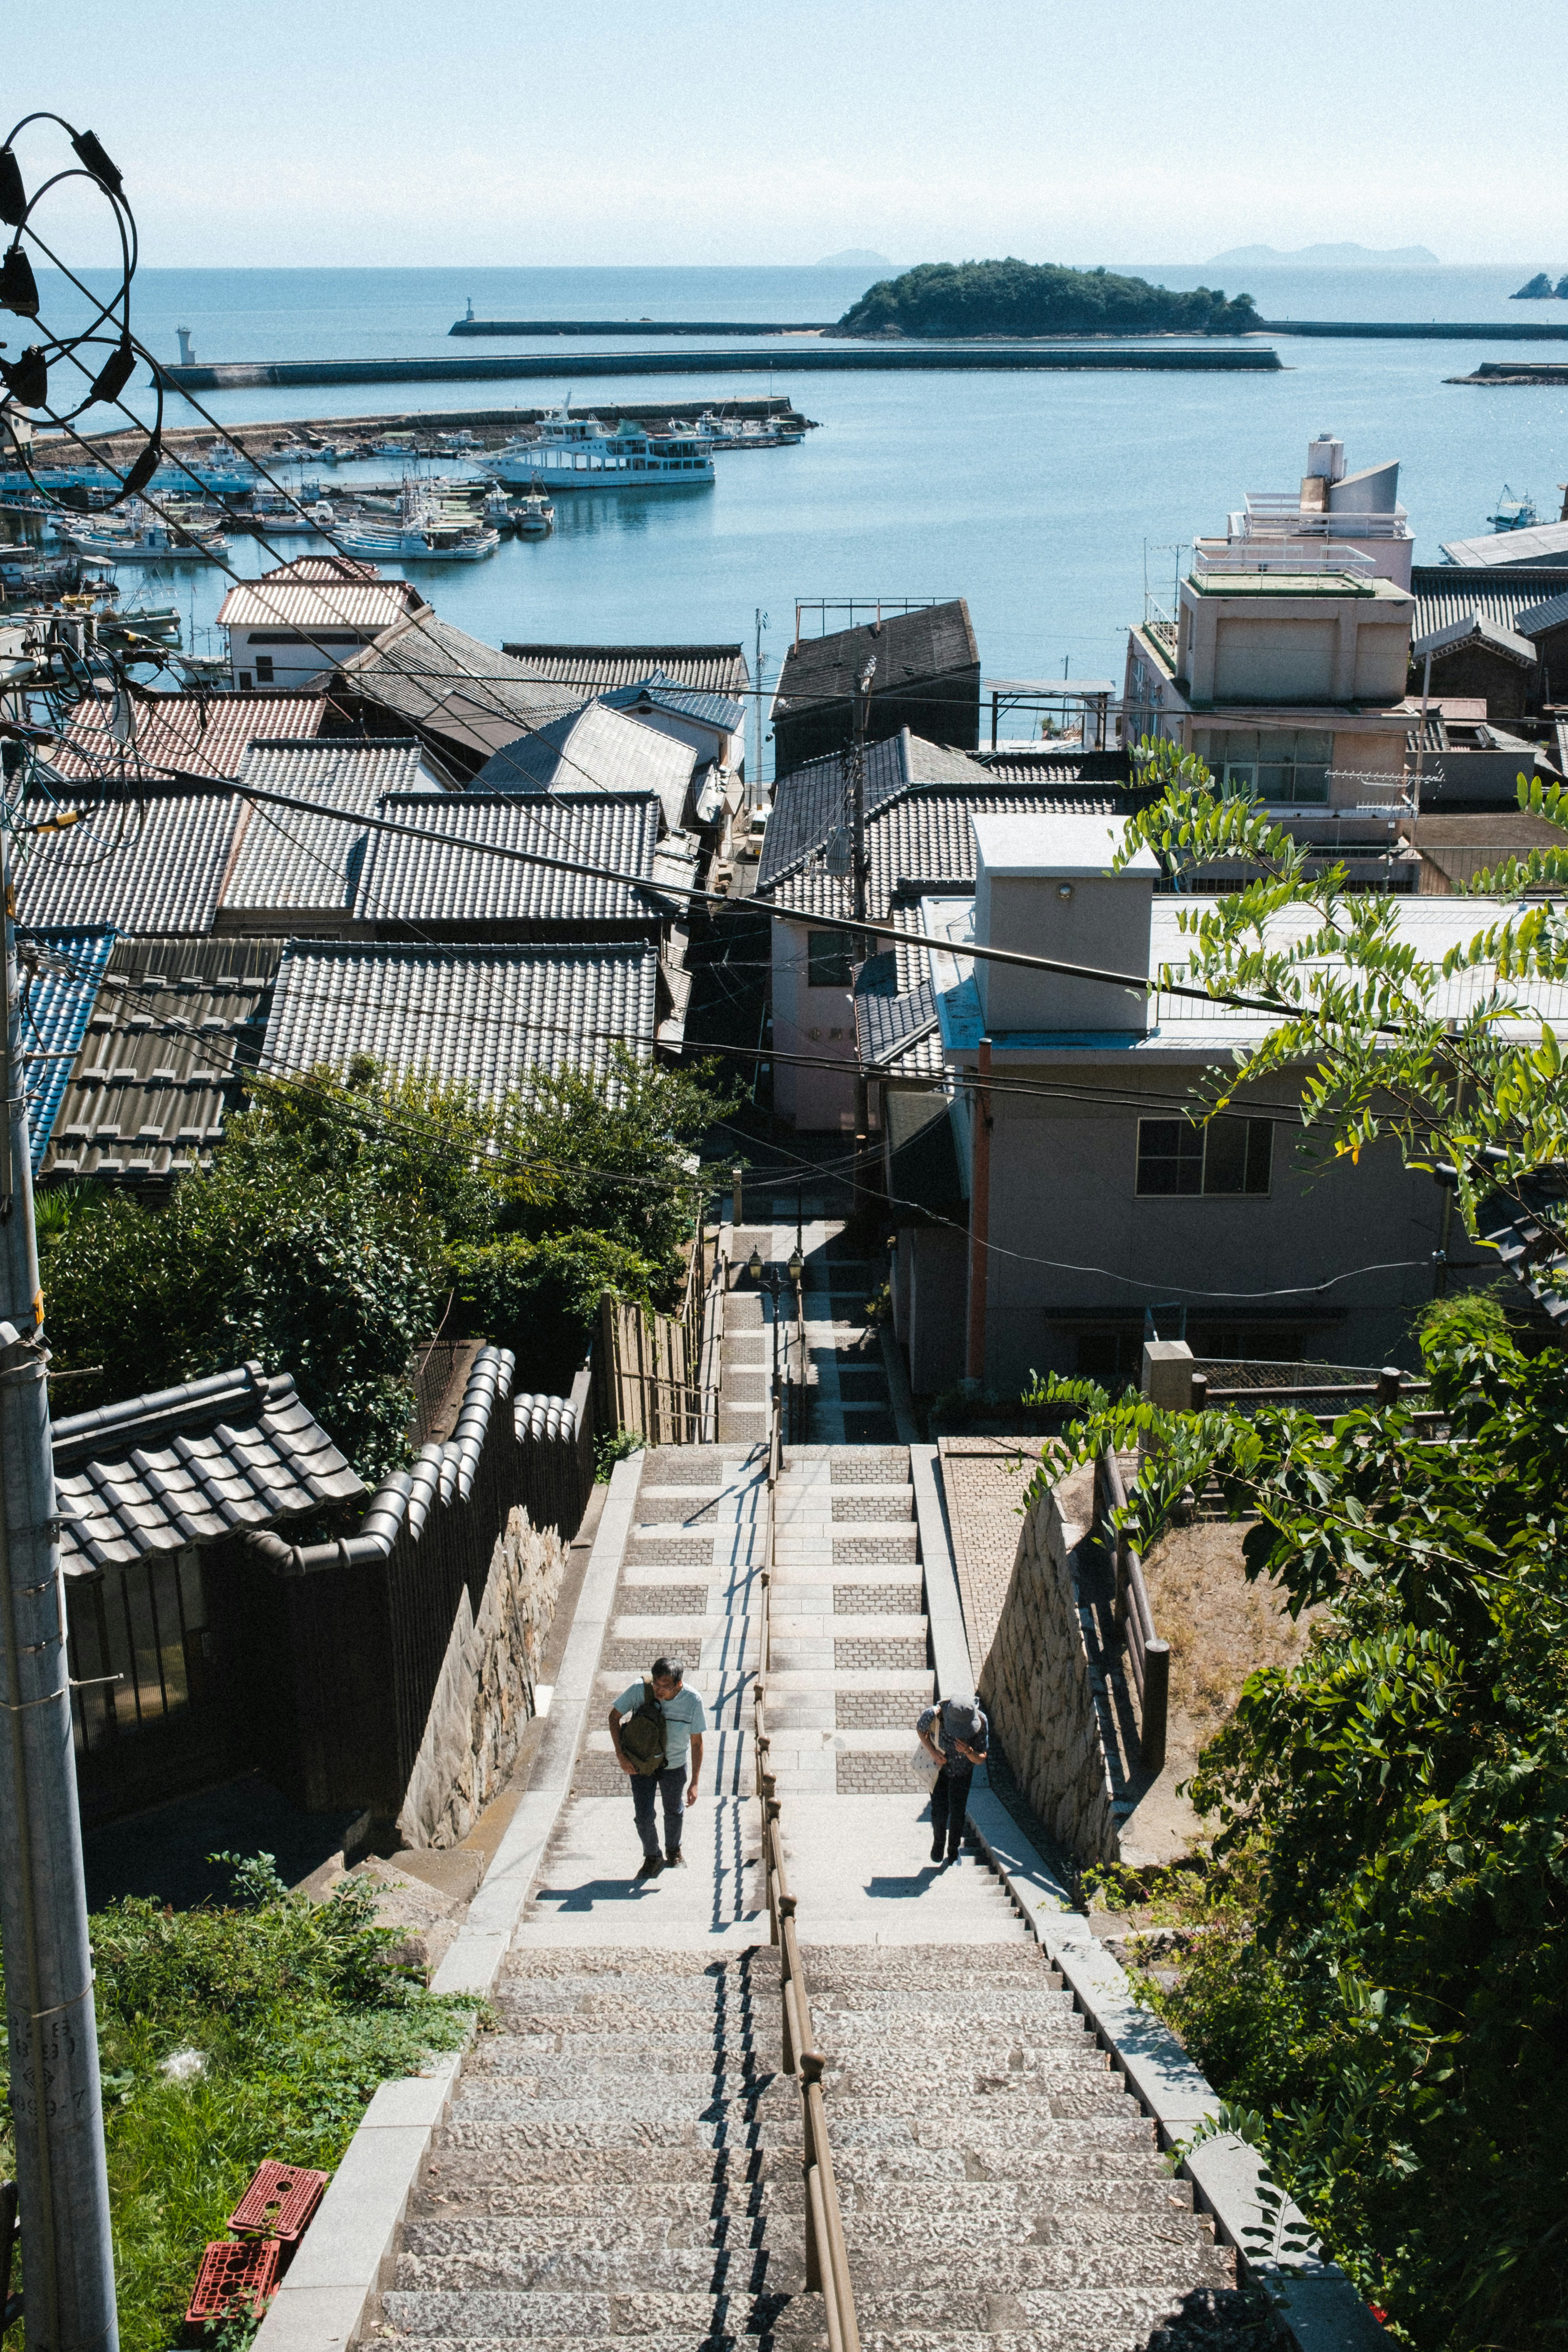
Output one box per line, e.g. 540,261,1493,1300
613,1681,708,1773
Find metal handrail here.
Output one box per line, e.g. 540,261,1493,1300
1096,1447,1169,1775
753,1387,860,2352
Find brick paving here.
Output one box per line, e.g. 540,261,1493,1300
937,1436,1040,1673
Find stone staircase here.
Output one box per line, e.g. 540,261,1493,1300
376,1209,1255,2352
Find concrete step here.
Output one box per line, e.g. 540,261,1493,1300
409,2173,1192,2224
461,2050,1115,2098
394,2246,808,2295
381,2287,820,2341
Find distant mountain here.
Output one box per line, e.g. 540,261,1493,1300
816,249,895,269
1206,242,1441,269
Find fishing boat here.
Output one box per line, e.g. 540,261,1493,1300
486,401,714,490
513,489,555,537
334,481,497,561
1490,485,1539,532
60,503,229,562
238,492,336,537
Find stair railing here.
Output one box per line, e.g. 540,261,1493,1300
752,1388,860,2352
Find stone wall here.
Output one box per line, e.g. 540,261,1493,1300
396,1504,567,1849
977,1463,1120,1866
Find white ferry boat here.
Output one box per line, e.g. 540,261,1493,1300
486,402,714,490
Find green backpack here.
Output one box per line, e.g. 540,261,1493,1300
620,1682,667,1775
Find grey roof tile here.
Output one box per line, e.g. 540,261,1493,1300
41,938,283,1185
224,738,433,915
326,611,586,761
473,702,697,826
260,940,658,1100
601,673,747,734
216,575,426,630
354,791,663,927
1410,564,1568,644
52,1364,365,1576
16,785,243,935
775,602,978,711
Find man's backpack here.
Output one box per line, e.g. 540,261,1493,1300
620,1681,667,1775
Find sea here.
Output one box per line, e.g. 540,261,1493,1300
21,261,1568,773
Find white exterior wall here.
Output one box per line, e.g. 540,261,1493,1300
770,920,857,1131
227,626,382,693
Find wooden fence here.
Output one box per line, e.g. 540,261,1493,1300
593,1223,725,1448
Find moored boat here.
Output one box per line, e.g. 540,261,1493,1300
513,489,555,537
334,480,497,560
486,401,714,490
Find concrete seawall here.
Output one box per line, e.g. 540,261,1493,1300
158,342,1282,393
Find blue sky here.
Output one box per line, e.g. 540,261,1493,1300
10,0,1562,268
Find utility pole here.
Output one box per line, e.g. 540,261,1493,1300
0,779,119,2352
850,656,876,1222
753,608,768,804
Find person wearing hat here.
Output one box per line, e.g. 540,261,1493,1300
608,1654,706,1882
916,1693,989,1864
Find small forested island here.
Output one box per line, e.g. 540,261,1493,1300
1512,271,1568,299
835,258,1259,338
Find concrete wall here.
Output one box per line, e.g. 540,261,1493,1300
956,1065,1448,1390
396,1503,567,1849
1178,579,1414,708
900,1225,968,1394
770,920,858,1131
978,1463,1120,1865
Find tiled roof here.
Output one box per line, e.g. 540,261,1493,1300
52,1363,365,1577
854,949,942,1078
775,602,979,710
1410,565,1568,642
327,611,585,763
260,941,659,1100
474,702,697,826
353,791,664,928
16,784,243,935
760,729,994,889
1439,523,1568,569
42,938,283,1184
1515,591,1568,637
20,929,116,1169
260,557,388,584
502,641,750,695
1410,612,1539,669
223,739,433,918
216,577,427,630
602,673,747,734
49,690,327,785
976,747,1132,785
760,744,1135,921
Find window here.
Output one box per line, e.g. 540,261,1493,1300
807,930,853,988
1194,729,1332,804
67,1546,209,1755
254,656,274,684
1136,1116,1272,1197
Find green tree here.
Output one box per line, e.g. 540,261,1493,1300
838,259,1258,338
1029,1328,1568,2345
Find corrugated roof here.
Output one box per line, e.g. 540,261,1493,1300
353,791,663,928
42,938,283,1185
52,1364,364,1577
48,690,327,785
602,673,747,734
976,747,1133,785
775,601,979,709
16,785,243,936
473,702,696,827
1410,612,1539,669
223,739,433,918
326,610,586,764
216,577,427,630
261,941,659,1101
1410,564,1568,643
502,641,750,695
20,929,116,1169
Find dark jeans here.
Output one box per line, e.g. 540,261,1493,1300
632,1764,686,1860
931,1764,973,1858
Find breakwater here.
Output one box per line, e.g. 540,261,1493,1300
1260,317,1568,340
450,317,835,336
158,343,1282,393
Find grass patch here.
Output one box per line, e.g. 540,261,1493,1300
1,1853,478,2352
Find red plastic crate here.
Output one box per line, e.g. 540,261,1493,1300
227,2161,329,2245
185,2238,280,2324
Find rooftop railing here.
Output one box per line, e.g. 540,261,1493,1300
1191,539,1377,579
753,1384,861,2352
